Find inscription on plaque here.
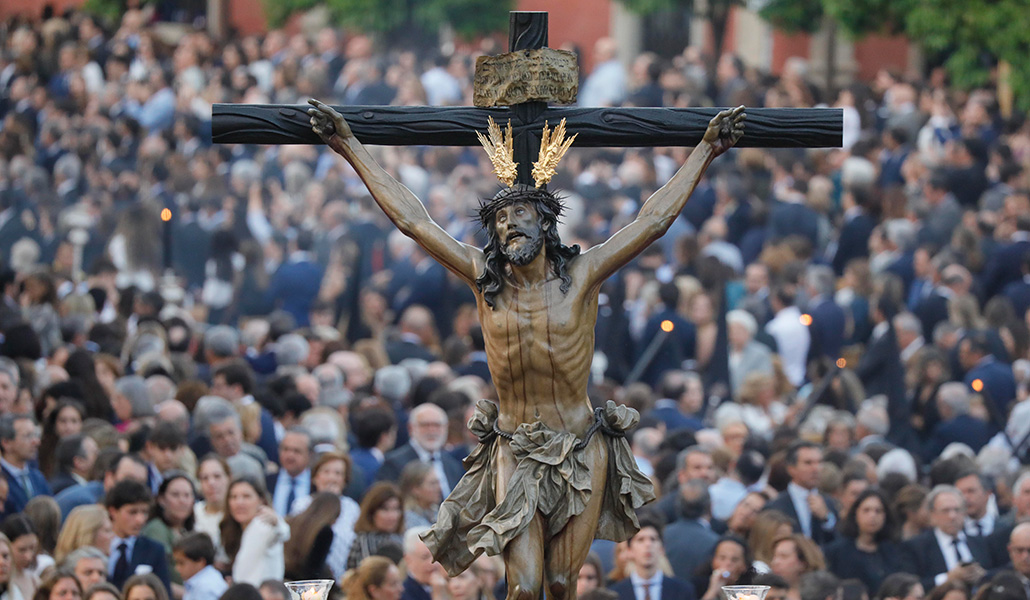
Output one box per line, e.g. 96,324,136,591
473,48,579,107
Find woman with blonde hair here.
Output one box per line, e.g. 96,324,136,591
0,533,24,600
339,556,403,600
398,461,441,529
53,506,114,565
748,509,796,571
769,534,826,600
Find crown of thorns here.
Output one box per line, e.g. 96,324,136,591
476,184,567,230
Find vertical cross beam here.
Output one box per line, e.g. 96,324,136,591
509,12,548,186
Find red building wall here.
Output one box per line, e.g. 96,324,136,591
515,0,611,72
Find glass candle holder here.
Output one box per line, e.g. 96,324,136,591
285,580,335,600
722,585,771,600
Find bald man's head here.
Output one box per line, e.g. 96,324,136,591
1009,523,1030,576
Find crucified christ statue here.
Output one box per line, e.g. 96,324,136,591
308,98,745,600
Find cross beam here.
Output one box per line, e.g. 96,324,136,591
213,11,842,183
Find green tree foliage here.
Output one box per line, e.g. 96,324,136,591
759,0,1030,109
261,0,512,43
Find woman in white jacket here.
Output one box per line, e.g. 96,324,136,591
220,476,290,586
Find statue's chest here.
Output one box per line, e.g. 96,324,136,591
485,285,578,339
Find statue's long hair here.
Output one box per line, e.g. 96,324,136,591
475,186,580,309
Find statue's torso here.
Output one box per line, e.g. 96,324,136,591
477,275,599,436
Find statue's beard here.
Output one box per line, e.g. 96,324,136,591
503,230,544,266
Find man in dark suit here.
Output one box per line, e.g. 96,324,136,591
385,305,439,364
856,297,911,446
980,215,1030,300
645,371,704,433
349,407,397,495
455,326,492,383
765,440,838,545
637,282,696,388
960,333,1016,426
663,479,720,581
832,186,876,275
804,265,846,360
610,515,695,600
376,403,464,497
211,361,280,465
105,479,172,593
49,434,99,495
924,383,993,462
0,413,53,514
988,471,1030,568
401,527,442,600
1002,252,1030,318
1005,523,1030,596
900,485,991,591
266,228,323,327
266,428,312,516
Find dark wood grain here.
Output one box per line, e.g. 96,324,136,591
212,104,843,149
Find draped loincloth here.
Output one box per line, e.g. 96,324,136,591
421,399,656,576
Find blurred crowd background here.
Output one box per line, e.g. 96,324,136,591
2,5,1030,600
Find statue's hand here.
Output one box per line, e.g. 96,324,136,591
307,98,353,142
702,105,746,157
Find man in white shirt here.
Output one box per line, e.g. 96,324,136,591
268,427,312,516
610,516,695,600
764,285,810,387
956,470,997,537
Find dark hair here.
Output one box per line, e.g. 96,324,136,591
310,450,354,491
840,488,896,543
33,569,82,600
173,532,216,565
1,514,37,543
24,496,61,555
153,472,196,530
83,582,122,600
354,482,404,534
122,573,170,600
284,492,341,577
352,408,397,449
54,434,90,475
104,479,152,510
785,440,820,466
213,361,256,395
631,513,666,545
875,573,920,600
753,573,790,589
696,535,752,581
475,185,580,309
220,583,264,600
220,476,271,563
146,421,185,450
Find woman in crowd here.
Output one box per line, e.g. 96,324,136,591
0,533,22,600
748,509,795,572
63,351,112,421
20,271,61,357
824,489,902,595
289,451,360,579
121,575,169,600
220,476,290,587
53,506,114,565
3,516,47,600
577,553,606,597
873,576,922,600
81,584,120,600
892,484,930,540
31,570,81,600
697,536,752,600
769,534,826,600
907,347,949,440
724,492,767,539
347,482,405,570
23,497,60,559
141,472,197,592
340,556,403,600
284,492,339,581
926,581,969,600
193,455,230,561
448,568,486,600
398,461,441,529
39,400,87,480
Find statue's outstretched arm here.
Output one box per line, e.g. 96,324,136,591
578,106,746,287
308,99,482,286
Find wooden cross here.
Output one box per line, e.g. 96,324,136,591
213,11,842,185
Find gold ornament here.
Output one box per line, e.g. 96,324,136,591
532,118,577,188
476,117,518,188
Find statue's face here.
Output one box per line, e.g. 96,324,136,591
495,201,544,266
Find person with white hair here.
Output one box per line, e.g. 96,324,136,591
274,333,310,370
925,381,992,462
876,448,918,483
376,403,464,497
727,309,773,397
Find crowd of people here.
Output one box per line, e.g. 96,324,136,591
1,5,1030,600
